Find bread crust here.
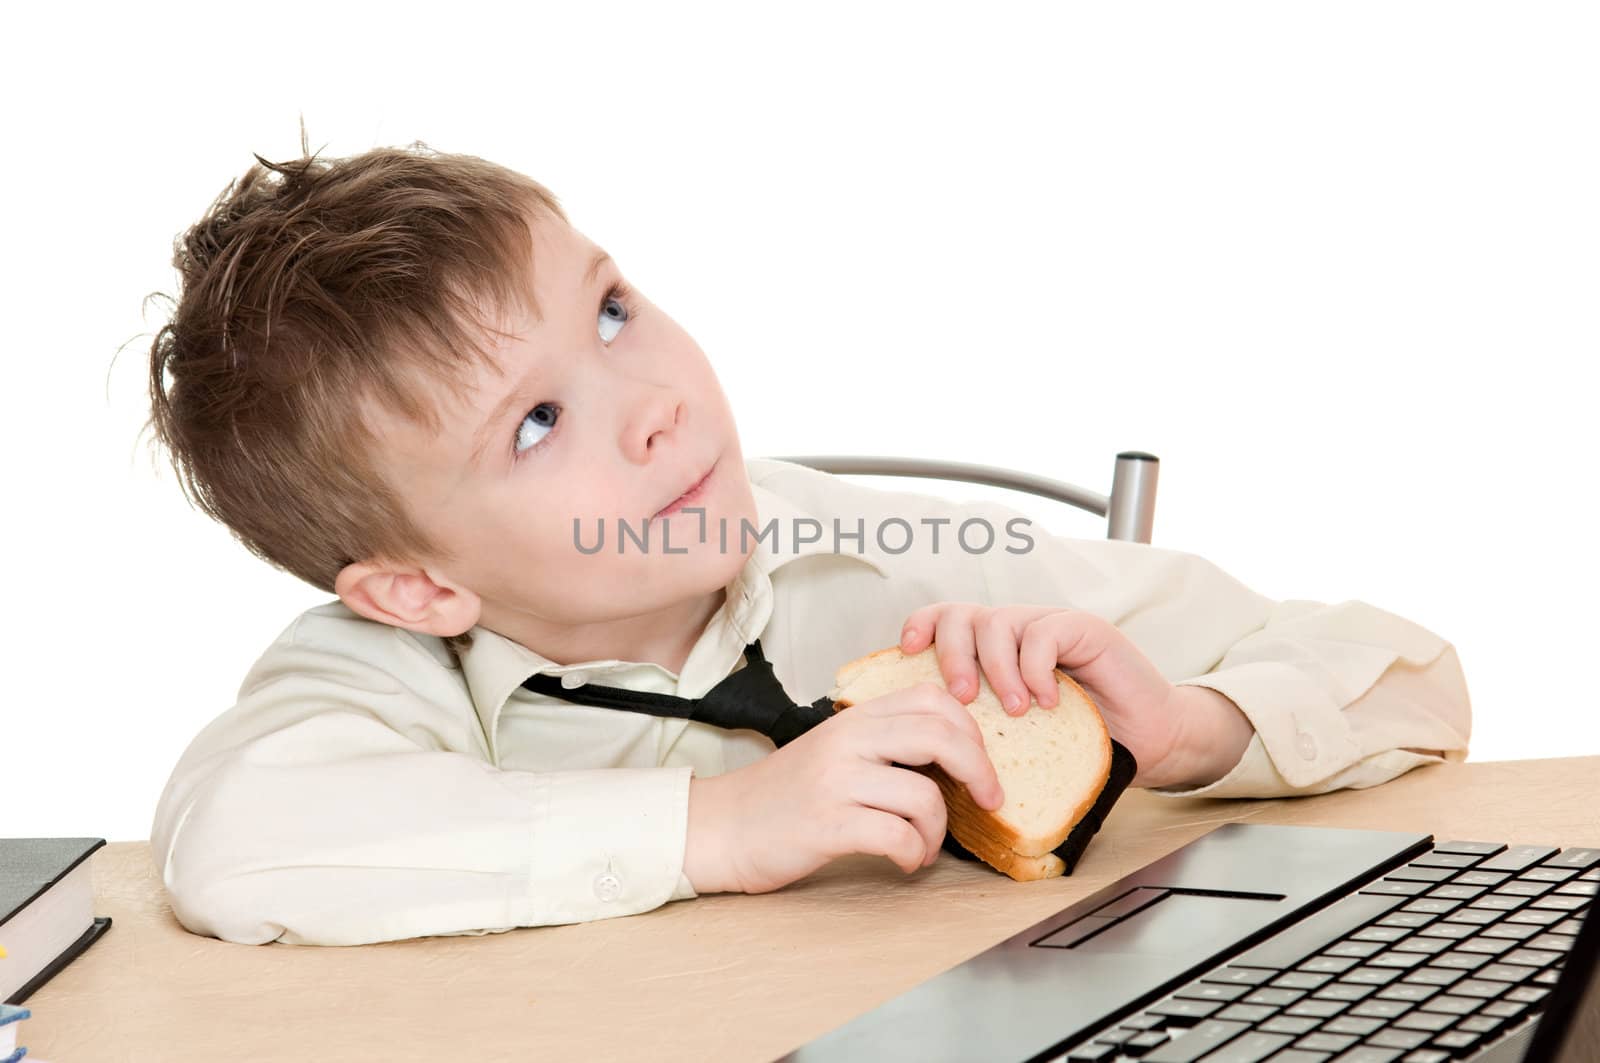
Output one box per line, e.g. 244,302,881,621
830,646,1114,882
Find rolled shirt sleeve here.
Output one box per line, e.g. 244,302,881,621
956,499,1473,799
150,622,698,947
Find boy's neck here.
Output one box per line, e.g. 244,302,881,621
494,584,731,678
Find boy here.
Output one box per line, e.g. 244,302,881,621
145,141,1471,947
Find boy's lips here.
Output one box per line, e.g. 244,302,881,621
653,459,718,519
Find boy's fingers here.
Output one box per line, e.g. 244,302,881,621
1018,626,1061,708
975,614,1029,716
932,609,979,701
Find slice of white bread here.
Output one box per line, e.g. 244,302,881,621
828,644,1113,882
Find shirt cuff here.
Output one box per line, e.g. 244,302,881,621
1149,662,1361,799
526,764,697,922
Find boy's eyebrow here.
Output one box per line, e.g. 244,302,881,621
466,248,613,467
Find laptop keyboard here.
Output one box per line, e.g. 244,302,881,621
1051,842,1598,1063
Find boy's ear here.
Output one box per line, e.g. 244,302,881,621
334,559,482,639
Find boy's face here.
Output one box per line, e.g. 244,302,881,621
339,212,758,662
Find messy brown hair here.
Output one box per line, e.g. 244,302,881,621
142,131,567,656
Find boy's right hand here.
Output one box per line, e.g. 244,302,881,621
682,682,1005,895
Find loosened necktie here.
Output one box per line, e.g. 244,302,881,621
519,638,1135,874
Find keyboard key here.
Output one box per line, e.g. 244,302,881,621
1527,932,1577,952
1326,1048,1405,1061
1258,1015,1320,1035
1366,1028,1430,1049
1361,880,1430,897
1368,952,1428,969
1127,1030,1173,1051
1545,847,1600,870
1455,1016,1500,1034
1177,982,1252,1003
1414,922,1475,941
1464,895,1524,912
1555,880,1599,897
1501,947,1564,968
1376,983,1438,1002
1449,979,1506,999
1190,1031,1292,1062
1475,963,1539,983
1530,894,1590,911
1408,852,1483,869
1476,846,1558,873
1406,968,1466,986
1481,999,1531,1020
1205,967,1276,986
1383,866,1455,883
1285,999,1347,1018
1430,841,1505,856
1326,940,1386,959
1394,1050,1449,1063
1480,922,1540,940
1426,884,1486,901
1503,908,1565,926
1351,926,1409,943
1497,879,1555,897
1273,972,1333,990
1216,1003,1277,1023
1121,1013,1165,1030
1417,994,1479,1016
1244,988,1305,1007
1315,983,1376,1002
1441,908,1498,926
1138,1019,1247,1062
1428,1029,1483,1051
1429,952,1491,971
1523,866,1579,883
1342,967,1402,985
1295,1032,1357,1052
1301,956,1361,975
1322,1017,1384,1037
1453,870,1512,887
1394,1010,1456,1032
1454,937,1515,955
1149,998,1225,1024
1388,907,1446,922
1351,999,1412,1018
1065,1042,1118,1061
1389,937,1450,955
1504,985,1549,1004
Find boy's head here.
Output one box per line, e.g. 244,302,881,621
146,141,756,660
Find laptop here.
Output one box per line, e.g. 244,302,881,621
778,823,1598,1062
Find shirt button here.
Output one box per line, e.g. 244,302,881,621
561,670,590,689
1296,732,1318,761
593,871,623,902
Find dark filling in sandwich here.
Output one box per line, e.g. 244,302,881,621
939,739,1139,875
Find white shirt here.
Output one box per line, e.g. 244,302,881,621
150,457,1471,946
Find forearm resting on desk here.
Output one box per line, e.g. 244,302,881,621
1137,685,1254,791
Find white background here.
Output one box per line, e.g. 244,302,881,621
3,2,1595,842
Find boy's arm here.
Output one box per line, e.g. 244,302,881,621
964,503,1472,799
150,623,698,947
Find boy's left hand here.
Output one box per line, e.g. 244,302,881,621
898,602,1186,787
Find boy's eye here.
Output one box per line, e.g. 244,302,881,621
598,291,629,344
513,402,561,458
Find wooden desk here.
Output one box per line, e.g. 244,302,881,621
25,756,1600,1062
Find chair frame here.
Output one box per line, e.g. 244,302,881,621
763,452,1160,544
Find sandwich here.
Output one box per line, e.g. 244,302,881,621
827,644,1137,881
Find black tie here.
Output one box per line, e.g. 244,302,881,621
518,638,1136,874
519,638,833,748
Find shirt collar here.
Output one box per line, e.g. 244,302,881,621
454,460,887,760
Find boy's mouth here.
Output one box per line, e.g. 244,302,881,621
653,459,718,519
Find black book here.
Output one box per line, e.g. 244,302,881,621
1,838,113,1005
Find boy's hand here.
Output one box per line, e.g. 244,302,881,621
898,602,1194,789
682,682,1005,895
